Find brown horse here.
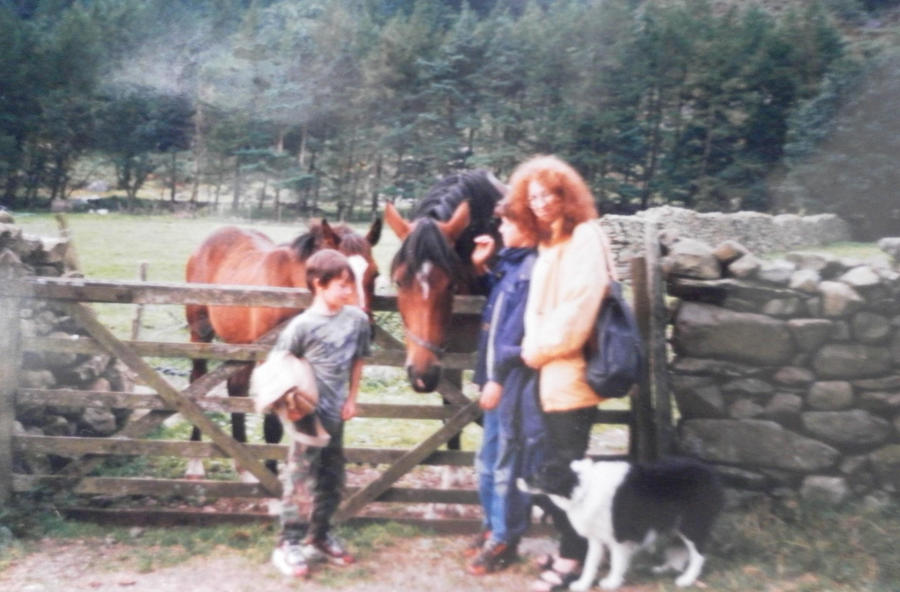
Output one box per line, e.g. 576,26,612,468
384,170,504,393
184,218,381,478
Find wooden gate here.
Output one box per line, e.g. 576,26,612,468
0,239,669,532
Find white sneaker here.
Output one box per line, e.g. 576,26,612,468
271,541,310,578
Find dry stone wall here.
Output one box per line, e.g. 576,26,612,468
1,216,132,473
663,233,900,508
601,206,851,278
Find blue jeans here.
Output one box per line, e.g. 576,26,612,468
476,408,543,544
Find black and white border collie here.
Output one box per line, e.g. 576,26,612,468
518,457,724,590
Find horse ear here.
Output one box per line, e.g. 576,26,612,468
320,218,339,248
438,200,470,242
366,216,383,246
384,202,411,239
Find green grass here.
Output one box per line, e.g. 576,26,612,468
766,241,888,263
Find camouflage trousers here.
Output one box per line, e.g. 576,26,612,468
280,415,345,541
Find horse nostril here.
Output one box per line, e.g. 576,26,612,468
407,365,441,393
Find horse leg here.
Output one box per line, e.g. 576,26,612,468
263,413,283,474
186,304,214,479
229,364,275,482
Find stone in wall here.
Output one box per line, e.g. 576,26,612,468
673,302,795,365
869,445,900,492
679,418,840,472
801,410,892,448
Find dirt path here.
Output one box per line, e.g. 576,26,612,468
1,535,587,592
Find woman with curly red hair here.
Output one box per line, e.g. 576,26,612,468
506,155,617,591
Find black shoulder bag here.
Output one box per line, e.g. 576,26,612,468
584,235,644,398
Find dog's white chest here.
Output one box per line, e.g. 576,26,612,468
565,462,630,541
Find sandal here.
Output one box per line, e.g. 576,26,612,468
530,569,580,592
533,553,557,571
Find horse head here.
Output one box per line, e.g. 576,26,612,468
291,217,382,318
385,200,472,392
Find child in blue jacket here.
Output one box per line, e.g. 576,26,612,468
465,199,548,575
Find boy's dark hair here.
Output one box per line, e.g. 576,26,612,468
494,198,539,244
306,248,354,292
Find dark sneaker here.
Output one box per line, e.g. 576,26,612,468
466,539,517,575
310,532,355,566
271,540,310,578
463,529,491,558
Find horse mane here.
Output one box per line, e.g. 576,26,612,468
413,169,501,234
391,217,463,288
333,225,371,256
409,169,504,284
290,231,320,261
288,221,371,262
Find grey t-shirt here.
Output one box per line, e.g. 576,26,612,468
273,305,371,423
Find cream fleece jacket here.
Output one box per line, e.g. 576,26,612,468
523,220,614,412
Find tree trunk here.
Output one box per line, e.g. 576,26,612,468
170,151,178,202
371,153,382,215
231,155,242,213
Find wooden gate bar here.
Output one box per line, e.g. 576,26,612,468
62,302,282,495
0,294,21,504
335,399,483,521
22,334,476,369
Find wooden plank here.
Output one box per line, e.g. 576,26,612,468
335,399,483,521
23,335,269,362
1,277,487,314
628,256,656,463
12,474,479,503
1,277,314,308
0,294,20,505
14,434,474,466
644,219,673,457
17,389,466,419
56,507,512,535
61,302,281,495
22,335,475,369
345,448,474,466
12,474,268,497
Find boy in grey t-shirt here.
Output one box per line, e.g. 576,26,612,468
269,248,371,578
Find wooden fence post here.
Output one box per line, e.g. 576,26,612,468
0,293,21,504
130,261,148,340
643,218,673,457
629,256,657,463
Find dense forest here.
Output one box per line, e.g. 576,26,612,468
1,0,899,237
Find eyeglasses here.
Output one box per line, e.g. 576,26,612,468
528,190,557,206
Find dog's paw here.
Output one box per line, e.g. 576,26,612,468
675,573,697,588
568,579,591,592
599,576,623,590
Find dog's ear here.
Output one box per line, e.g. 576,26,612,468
570,458,592,474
